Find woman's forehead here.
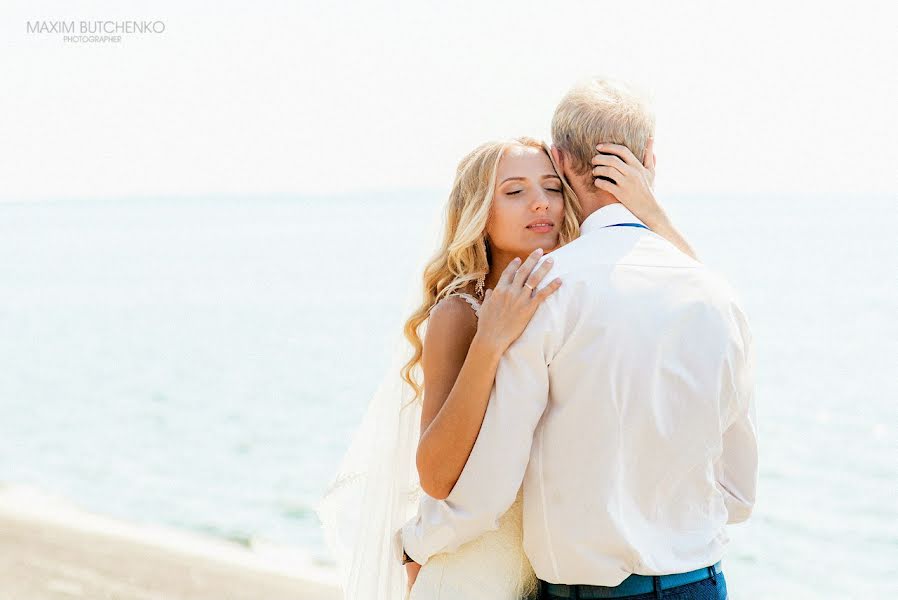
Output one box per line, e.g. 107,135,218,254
497,145,555,177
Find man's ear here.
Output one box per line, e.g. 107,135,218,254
642,137,656,170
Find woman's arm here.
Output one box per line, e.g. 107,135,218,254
416,251,561,500
641,210,700,262
416,298,502,500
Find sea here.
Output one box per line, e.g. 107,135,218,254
0,192,894,598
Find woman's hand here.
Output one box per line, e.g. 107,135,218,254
590,140,700,261
590,139,667,228
475,248,562,355
405,560,422,593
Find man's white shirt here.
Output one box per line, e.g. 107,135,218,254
395,202,758,585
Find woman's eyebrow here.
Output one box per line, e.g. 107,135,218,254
500,174,560,184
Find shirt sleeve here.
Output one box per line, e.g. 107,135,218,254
715,301,759,524
397,283,561,564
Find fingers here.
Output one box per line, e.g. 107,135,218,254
592,165,623,184
534,277,562,302
595,143,641,168
591,150,633,185
523,256,555,291
500,255,523,286
527,257,561,300
591,152,627,170
512,248,544,287
593,177,618,195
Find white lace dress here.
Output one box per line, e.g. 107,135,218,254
406,293,539,600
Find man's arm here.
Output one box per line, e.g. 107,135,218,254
395,282,561,564
714,302,758,524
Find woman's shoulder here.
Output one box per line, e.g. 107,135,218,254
428,292,480,323
422,294,480,368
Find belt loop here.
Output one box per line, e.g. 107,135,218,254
653,575,664,599
707,565,717,584
571,584,580,600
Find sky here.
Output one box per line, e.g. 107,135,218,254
1,0,895,202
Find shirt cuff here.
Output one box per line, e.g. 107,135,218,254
392,523,406,564
393,516,423,565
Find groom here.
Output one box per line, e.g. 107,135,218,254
394,78,758,599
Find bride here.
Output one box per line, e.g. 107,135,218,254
317,135,696,600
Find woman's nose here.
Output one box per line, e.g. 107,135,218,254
531,189,551,210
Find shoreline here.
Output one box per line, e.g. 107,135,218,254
0,483,341,599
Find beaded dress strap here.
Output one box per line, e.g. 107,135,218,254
428,292,483,319
451,293,482,318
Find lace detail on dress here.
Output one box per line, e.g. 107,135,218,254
449,292,482,318
429,292,482,319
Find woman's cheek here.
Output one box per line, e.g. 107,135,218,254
552,197,565,218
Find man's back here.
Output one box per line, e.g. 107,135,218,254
519,204,757,584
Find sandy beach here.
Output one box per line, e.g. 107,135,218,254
0,485,341,600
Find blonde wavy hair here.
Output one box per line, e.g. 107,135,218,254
400,137,581,403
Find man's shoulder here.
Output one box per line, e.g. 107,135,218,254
539,229,701,281
539,231,745,310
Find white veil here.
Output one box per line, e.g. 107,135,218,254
314,200,445,600
315,329,423,600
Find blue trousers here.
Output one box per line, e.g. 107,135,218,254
537,567,727,600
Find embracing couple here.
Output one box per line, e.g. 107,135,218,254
318,77,757,600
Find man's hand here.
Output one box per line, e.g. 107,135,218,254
591,139,666,228
405,560,422,592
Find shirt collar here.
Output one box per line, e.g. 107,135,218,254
579,202,647,236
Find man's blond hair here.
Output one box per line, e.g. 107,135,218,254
551,77,655,182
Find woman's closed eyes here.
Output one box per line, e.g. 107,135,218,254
506,186,562,196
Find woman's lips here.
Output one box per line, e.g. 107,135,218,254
526,224,554,233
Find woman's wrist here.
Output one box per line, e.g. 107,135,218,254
642,206,671,231
470,331,506,361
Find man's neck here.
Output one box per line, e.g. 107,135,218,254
576,190,621,225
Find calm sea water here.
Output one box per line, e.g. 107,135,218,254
0,193,894,598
